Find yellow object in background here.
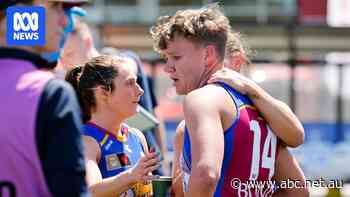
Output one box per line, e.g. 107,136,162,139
119,182,153,197
132,182,153,196
326,188,342,197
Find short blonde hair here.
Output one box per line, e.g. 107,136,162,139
150,4,231,61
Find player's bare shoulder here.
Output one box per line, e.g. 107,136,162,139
184,83,238,131
184,84,227,108
185,84,234,115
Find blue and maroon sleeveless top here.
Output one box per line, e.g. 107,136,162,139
83,122,153,196
181,82,278,197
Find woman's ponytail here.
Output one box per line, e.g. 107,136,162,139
65,66,90,122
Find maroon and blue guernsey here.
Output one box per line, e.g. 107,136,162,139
181,82,278,197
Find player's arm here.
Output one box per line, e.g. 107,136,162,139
248,88,304,148
171,120,185,197
209,68,304,147
272,145,309,197
84,136,135,196
183,88,225,197
84,136,160,197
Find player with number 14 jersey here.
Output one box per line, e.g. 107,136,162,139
181,82,278,197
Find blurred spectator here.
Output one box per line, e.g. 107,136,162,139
56,20,99,78
0,0,88,196
65,55,159,196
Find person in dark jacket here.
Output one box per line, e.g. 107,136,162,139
0,0,89,196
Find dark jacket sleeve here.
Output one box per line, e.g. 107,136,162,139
35,79,89,197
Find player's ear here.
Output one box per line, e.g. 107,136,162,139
229,51,245,72
204,44,217,67
94,85,110,102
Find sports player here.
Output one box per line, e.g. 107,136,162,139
169,29,308,197
66,55,160,196
209,30,308,196
0,0,88,196
101,48,171,175
209,30,304,147
172,123,308,197
151,5,306,197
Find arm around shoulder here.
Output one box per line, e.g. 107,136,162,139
209,69,305,147
247,83,305,147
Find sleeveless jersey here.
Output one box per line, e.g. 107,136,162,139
83,122,153,197
181,82,278,197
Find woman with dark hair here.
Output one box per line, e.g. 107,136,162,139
101,47,170,175
66,55,160,197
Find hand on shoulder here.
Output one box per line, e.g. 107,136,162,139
208,67,257,95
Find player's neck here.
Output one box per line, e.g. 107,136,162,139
198,62,224,88
90,113,122,137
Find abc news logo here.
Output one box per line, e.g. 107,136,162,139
6,6,45,46
14,12,39,38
